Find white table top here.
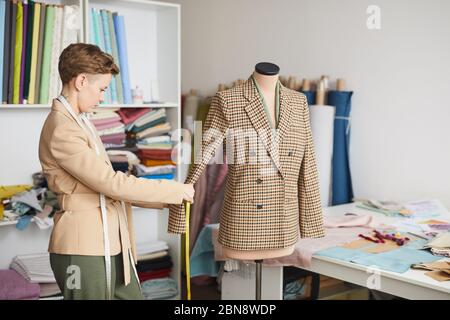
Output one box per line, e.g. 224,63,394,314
307,202,450,299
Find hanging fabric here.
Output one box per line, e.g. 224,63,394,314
327,90,354,205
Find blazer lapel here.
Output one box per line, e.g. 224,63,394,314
243,78,282,174
276,84,293,147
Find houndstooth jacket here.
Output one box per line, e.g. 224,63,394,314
168,77,325,250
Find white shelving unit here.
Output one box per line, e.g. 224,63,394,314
0,0,183,299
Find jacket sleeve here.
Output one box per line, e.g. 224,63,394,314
298,96,325,238
168,92,229,234
49,114,186,205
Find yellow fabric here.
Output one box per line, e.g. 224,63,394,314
142,159,176,166
28,3,41,104
13,2,23,104
185,201,191,300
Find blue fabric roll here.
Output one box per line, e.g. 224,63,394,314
113,14,132,104
327,90,354,205
300,90,316,106
141,173,174,180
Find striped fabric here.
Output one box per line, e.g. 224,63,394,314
168,77,325,251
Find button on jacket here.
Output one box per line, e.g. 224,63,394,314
39,99,186,284
168,77,325,251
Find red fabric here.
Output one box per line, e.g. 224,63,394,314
138,268,172,282
138,149,172,160
117,108,152,125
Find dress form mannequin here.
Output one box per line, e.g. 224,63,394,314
222,63,294,260
221,63,295,300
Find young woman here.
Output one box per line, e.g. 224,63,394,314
38,43,194,299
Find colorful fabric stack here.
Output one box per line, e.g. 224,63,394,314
106,150,139,173
135,241,174,284
9,252,62,299
90,108,125,147
134,135,175,180
136,240,178,300
124,108,175,180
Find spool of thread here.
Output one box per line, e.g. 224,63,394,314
321,75,330,91
336,78,345,91
288,76,297,90
233,79,245,87
301,79,311,91
218,84,227,92
132,86,143,104
316,80,325,105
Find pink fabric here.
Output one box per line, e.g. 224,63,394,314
100,133,126,144
203,164,228,225
324,214,373,228
0,270,40,300
212,214,377,268
91,117,121,127
94,120,123,131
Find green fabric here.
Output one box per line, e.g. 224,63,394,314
39,5,54,105
50,252,143,300
251,75,280,129
131,116,167,133
13,1,23,104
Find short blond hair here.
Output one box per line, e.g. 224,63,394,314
58,43,119,84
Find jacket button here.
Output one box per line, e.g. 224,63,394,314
257,204,263,209
256,178,262,184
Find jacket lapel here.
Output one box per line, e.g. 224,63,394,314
243,78,282,174
276,84,293,147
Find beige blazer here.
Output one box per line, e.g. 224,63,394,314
168,78,324,251
39,99,185,283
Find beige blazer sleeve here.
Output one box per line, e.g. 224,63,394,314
168,92,229,233
298,98,325,238
49,113,186,205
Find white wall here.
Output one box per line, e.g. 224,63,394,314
166,0,450,208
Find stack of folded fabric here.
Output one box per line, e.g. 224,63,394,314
135,241,178,300
135,241,174,287
90,109,126,147
134,135,175,180
128,109,167,135
0,269,41,300
106,150,140,173
117,108,153,148
141,277,178,300
9,253,62,299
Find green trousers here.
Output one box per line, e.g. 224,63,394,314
50,252,143,300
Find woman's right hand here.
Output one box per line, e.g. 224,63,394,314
182,184,195,203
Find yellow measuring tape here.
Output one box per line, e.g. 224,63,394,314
185,201,191,300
